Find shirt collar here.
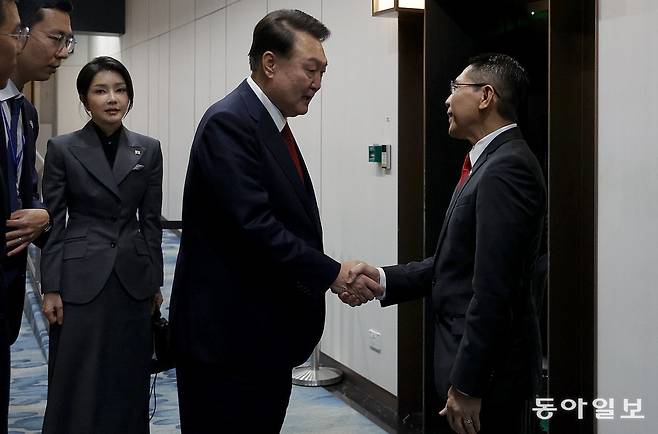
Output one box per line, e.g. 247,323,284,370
247,76,287,132
0,80,23,103
92,122,123,143
469,123,517,167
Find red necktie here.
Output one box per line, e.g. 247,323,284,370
457,153,471,188
281,123,305,184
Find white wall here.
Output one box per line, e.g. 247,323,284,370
55,34,93,135
320,0,398,394
598,1,658,432
56,0,399,394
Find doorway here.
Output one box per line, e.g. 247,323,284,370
395,0,597,432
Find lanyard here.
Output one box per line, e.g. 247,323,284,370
0,101,25,173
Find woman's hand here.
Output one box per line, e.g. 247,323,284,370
42,293,64,325
152,290,163,314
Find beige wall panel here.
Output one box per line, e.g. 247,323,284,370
130,0,150,46
598,1,658,432
149,0,171,38
127,43,149,135
209,9,227,101
225,0,266,91
267,0,321,16
171,0,196,29
320,0,399,395
168,23,196,219
196,0,227,18
194,15,212,126
55,66,88,135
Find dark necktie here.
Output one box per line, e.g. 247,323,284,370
281,123,305,185
6,97,24,211
457,152,471,189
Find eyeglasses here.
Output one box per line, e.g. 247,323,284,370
449,80,499,96
35,30,77,54
0,26,30,50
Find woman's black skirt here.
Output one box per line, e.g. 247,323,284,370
42,271,152,434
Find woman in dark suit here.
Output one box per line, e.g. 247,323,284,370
40,56,163,434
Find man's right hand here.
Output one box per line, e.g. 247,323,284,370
329,261,384,307
330,260,380,305
42,293,64,325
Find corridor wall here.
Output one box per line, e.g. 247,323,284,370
55,0,400,395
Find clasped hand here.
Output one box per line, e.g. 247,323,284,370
330,260,383,307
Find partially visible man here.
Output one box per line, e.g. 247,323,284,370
348,54,546,434
169,9,375,433
0,0,24,429
0,0,21,87
1,0,73,346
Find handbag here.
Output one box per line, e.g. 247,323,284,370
151,308,175,374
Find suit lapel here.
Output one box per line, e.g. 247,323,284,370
0,116,7,173
241,82,322,237
260,124,309,201
69,122,120,199
0,120,8,215
434,127,523,257
259,122,323,237
18,102,36,206
298,153,323,238
113,129,143,185
20,103,35,157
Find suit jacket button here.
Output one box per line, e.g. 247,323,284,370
110,242,116,248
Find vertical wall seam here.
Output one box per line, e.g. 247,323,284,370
225,2,229,96
167,0,172,218
319,0,324,219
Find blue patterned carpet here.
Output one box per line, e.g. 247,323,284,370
8,230,387,433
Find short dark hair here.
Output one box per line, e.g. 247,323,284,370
17,0,72,28
248,9,330,72
0,0,17,27
77,56,134,113
467,53,529,122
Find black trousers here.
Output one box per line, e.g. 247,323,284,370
176,357,293,434
4,252,27,346
0,316,8,434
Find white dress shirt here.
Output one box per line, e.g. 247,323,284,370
247,76,286,132
468,123,517,171
0,80,25,192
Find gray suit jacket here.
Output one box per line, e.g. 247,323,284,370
40,122,163,303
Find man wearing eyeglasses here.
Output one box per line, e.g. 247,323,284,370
0,0,23,430
0,0,22,88
0,0,72,387
348,54,546,434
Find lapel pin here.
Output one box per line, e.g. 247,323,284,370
134,149,141,156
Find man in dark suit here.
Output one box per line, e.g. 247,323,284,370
347,54,546,434
169,9,373,433
2,0,73,344
0,0,23,430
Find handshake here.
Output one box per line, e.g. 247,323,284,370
329,261,383,307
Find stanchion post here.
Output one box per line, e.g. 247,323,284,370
291,343,342,387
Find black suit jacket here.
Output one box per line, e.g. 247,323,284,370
169,80,340,369
0,97,47,344
0,120,8,320
40,122,164,303
0,113,8,432
383,127,546,401
0,98,43,211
